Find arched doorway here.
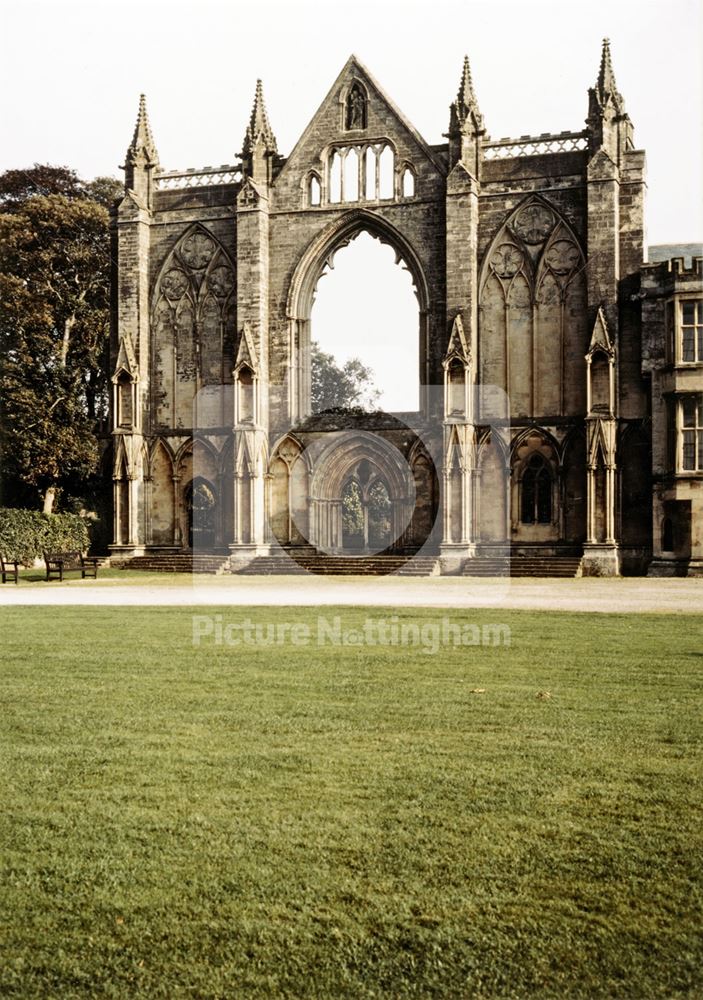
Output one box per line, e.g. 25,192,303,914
184,477,217,550
307,431,417,555
511,431,559,544
340,473,393,552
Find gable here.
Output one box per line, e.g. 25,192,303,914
273,55,445,206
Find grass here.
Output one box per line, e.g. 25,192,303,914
0,605,701,998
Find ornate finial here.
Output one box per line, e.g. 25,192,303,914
457,56,475,111
593,38,624,112
597,39,617,97
450,55,484,133
242,79,277,157
126,93,159,166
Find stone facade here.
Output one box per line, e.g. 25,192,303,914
643,256,703,576
109,43,702,575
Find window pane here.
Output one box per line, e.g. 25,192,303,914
682,398,696,426
682,302,696,324
682,329,694,361
698,431,703,471
683,431,695,470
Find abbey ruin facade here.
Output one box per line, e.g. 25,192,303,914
110,44,703,576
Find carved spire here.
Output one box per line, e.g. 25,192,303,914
593,38,624,112
587,39,633,161
242,79,277,158
447,55,485,173
122,94,159,206
452,56,483,125
241,80,277,186
125,94,159,168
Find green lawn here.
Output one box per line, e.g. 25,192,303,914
0,606,701,999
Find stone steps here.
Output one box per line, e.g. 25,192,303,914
238,554,440,576
463,556,583,578
119,554,230,574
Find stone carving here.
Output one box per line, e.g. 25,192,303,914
545,239,580,276
161,268,189,301
346,84,367,130
207,265,235,299
512,204,555,244
491,244,523,279
180,231,215,269
238,180,259,207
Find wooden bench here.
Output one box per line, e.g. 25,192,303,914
43,551,100,582
0,552,19,584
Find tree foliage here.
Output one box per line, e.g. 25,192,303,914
310,340,381,413
0,165,119,511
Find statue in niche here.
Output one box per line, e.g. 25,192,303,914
346,85,367,130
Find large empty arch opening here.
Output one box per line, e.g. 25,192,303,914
310,231,419,413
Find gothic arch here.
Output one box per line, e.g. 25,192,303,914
306,431,417,553
150,224,236,428
310,431,411,501
285,209,430,419
269,433,311,546
509,428,560,537
287,208,429,318
479,195,587,418
509,426,562,466
146,436,175,479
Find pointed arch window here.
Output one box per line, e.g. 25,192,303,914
308,173,321,207
326,143,395,205
447,359,465,414
116,371,135,428
521,454,552,524
401,165,416,198
236,365,255,425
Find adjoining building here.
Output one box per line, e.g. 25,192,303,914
110,42,702,576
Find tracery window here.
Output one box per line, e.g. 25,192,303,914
521,454,552,524
327,143,396,204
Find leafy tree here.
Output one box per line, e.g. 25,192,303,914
310,340,381,413
0,165,121,212
341,479,364,540
0,165,118,512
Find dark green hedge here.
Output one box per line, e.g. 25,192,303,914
0,509,90,565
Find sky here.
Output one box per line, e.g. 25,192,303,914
2,0,701,410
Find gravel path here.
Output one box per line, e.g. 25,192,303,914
1,575,702,613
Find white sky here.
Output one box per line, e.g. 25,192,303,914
2,0,701,410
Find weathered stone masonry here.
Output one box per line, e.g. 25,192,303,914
110,43,703,575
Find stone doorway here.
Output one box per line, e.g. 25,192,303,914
185,477,217,550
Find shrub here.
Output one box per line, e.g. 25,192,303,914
0,509,90,565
